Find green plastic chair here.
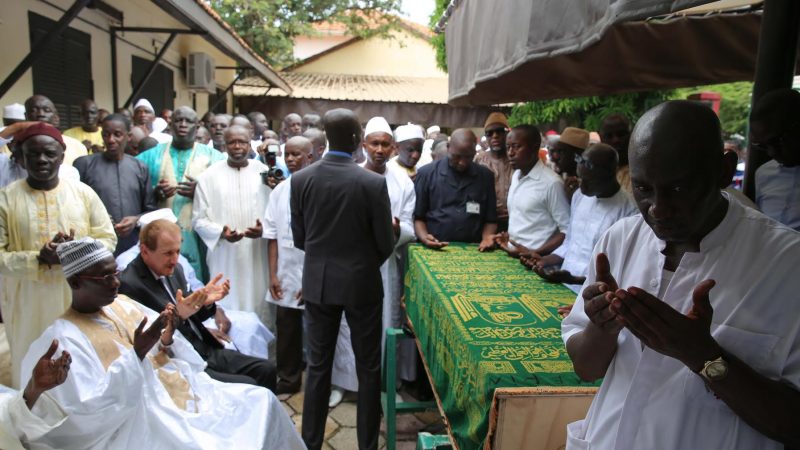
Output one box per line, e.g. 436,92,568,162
381,328,438,450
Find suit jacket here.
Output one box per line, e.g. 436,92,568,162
119,254,223,358
290,152,394,306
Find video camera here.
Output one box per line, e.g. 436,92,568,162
260,144,285,185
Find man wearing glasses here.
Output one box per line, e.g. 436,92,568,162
751,88,800,231
475,112,514,231
525,143,636,294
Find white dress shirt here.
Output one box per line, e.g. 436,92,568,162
755,159,800,230
553,189,637,292
507,161,571,249
263,177,304,309
562,196,800,450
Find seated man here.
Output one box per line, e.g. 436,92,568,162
117,209,273,360
119,219,277,390
527,143,636,293
1,340,70,450
414,129,497,251
21,238,303,450
562,101,800,449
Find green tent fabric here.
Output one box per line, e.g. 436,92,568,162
404,243,598,449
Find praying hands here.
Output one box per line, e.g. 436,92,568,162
23,339,71,409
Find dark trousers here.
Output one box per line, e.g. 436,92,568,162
276,305,304,392
302,300,382,450
204,347,277,392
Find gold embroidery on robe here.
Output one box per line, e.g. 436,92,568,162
61,296,196,409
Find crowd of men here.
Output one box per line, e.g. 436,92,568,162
0,86,798,450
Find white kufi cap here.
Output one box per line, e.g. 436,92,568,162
57,237,113,278
394,123,424,143
3,103,25,121
364,116,392,138
133,98,154,113
426,125,440,135
138,208,178,227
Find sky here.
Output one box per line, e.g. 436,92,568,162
400,0,436,25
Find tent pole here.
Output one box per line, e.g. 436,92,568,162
744,0,800,200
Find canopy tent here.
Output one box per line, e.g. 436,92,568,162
440,0,800,198
441,0,798,106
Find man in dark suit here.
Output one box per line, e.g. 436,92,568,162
119,219,277,390
291,108,394,450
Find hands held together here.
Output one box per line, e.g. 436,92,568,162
583,253,720,371
222,219,263,243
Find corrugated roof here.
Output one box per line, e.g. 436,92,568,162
234,72,449,104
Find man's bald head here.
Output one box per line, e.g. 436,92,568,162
630,101,723,179
450,128,477,149
25,95,57,124
447,129,477,173
584,143,618,172
323,109,361,153
285,135,313,154
303,128,327,161
629,101,727,243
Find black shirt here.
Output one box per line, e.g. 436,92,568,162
414,158,497,243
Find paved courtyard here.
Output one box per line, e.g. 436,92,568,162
280,386,445,450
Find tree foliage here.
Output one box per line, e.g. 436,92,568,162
429,0,448,72
672,81,753,136
209,0,402,69
509,91,673,131
508,82,753,134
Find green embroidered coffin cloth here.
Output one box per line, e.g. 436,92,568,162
404,243,598,450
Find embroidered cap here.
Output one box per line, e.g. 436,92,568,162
57,237,113,278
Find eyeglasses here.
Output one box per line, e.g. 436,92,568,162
77,270,120,284
750,122,798,153
485,128,507,137
750,135,784,153
574,153,594,170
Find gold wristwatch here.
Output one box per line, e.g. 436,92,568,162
699,356,728,382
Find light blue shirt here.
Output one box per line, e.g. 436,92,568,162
755,159,800,230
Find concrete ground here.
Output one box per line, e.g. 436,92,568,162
280,387,445,450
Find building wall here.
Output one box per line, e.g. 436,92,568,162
293,28,446,78
293,35,352,61
0,0,238,115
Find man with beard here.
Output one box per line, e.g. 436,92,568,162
24,95,87,166
527,143,636,293
192,125,271,316
74,114,157,255
136,106,225,281
0,122,116,387
475,112,514,231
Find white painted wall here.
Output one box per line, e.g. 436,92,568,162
0,0,239,114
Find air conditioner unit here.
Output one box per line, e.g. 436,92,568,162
187,53,215,93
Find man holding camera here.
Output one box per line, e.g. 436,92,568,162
192,125,272,321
